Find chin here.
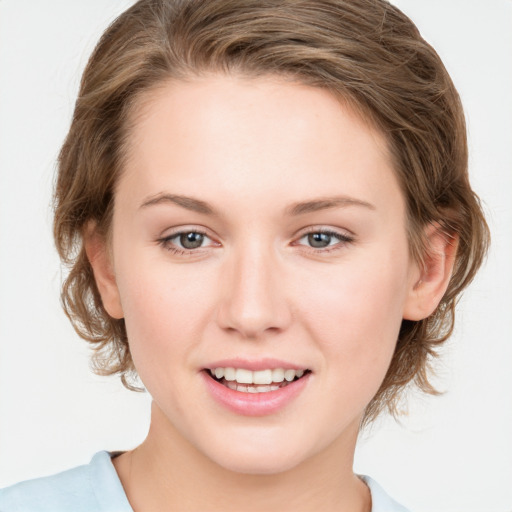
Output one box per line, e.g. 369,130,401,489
197,428,314,476
214,449,307,476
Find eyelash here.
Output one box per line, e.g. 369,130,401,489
157,229,212,257
157,228,354,256
295,229,354,254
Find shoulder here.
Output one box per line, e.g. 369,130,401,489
360,475,412,512
0,451,132,512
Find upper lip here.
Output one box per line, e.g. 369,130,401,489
204,358,309,372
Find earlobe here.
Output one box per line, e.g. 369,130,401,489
403,224,458,321
84,222,124,320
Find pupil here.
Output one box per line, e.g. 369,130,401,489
180,232,204,249
308,233,331,248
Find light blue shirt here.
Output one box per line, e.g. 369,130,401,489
0,451,410,511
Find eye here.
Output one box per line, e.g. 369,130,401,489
176,231,206,249
296,229,354,252
157,229,217,254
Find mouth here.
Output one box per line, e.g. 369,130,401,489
205,367,312,394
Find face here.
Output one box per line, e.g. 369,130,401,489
102,74,420,474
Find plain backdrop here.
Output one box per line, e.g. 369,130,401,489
0,1,511,511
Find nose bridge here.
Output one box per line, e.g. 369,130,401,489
216,237,291,338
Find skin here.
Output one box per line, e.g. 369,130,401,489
87,74,455,511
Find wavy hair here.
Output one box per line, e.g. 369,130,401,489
53,0,489,424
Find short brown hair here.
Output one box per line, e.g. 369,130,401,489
53,0,489,423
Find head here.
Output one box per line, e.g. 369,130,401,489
54,0,489,438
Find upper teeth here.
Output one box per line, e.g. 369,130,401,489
210,367,305,385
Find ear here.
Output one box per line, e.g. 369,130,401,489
403,224,458,321
84,222,124,319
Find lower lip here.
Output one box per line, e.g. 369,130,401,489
201,371,311,417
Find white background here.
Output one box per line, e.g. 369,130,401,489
0,1,511,511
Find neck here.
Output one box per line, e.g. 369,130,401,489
114,403,371,512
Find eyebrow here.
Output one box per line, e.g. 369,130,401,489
139,193,375,216
140,193,216,215
285,196,376,216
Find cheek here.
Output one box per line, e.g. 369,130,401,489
114,257,217,376
116,269,212,416
303,253,408,336
298,250,410,395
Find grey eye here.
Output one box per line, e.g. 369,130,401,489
307,232,332,248
180,232,205,249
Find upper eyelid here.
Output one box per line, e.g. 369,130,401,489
159,226,211,239
158,227,353,252
294,229,353,248
161,229,215,246
296,225,355,237
160,226,352,239
293,227,355,245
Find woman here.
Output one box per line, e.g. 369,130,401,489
0,0,489,510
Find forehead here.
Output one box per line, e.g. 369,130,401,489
118,73,402,218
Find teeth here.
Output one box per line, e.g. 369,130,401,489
235,368,253,384
284,369,296,382
209,367,307,387
254,369,272,385
223,382,291,393
272,368,285,383
224,367,236,381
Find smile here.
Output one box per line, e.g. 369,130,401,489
202,365,312,416
208,367,309,393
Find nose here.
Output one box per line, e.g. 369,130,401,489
215,242,292,339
